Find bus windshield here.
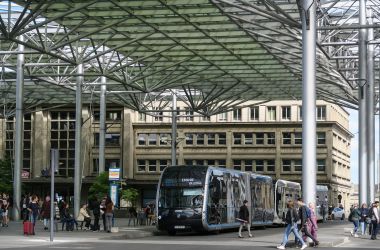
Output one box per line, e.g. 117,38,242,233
159,187,204,209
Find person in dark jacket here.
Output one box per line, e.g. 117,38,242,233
90,198,101,231
277,200,307,250
297,198,319,246
62,203,78,231
349,203,361,238
27,195,40,234
238,200,252,238
41,196,51,230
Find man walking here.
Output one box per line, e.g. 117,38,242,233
297,198,319,246
369,201,379,240
238,200,252,238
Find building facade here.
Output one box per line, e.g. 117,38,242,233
0,100,352,210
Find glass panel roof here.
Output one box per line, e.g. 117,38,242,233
1,0,378,116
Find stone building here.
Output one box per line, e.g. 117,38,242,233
0,100,352,209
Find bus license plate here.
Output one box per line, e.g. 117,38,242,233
174,225,186,229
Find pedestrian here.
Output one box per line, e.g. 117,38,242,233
238,200,252,238
91,198,101,231
0,200,3,227
100,197,106,231
40,196,51,230
277,200,307,250
128,206,137,227
62,203,78,231
77,204,91,230
27,195,40,234
297,198,319,246
348,203,361,238
368,201,379,240
2,194,9,227
302,203,318,243
105,196,114,233
359,203,369,236
321,203,326,222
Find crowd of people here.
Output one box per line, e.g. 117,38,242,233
274,198,319,250
19,194,116,234
348,201,380,240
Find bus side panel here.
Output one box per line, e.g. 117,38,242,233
202,169,249,231
250,177,274,226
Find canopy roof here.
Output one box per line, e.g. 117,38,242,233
1,0,378,117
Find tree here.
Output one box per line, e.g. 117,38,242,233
0,158,13,194
121,188,139,207
88,172,109,201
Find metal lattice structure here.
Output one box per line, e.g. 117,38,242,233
1,0,379,117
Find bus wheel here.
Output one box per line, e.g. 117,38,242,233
168,230,176,236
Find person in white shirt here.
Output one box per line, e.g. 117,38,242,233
77,204,91,230
370,201,379,240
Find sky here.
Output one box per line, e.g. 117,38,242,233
348,109,379,184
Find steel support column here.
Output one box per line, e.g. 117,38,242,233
12,36,24,221
99,76,106,174
171,93,177,166
359,0,368,205
74,62,83,218
367,10,375,203
301,0,317,205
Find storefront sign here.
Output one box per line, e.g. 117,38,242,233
22,170,30,179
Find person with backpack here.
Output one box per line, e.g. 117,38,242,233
368,201,379,240
302,202,318,243
297,198,319,247
277,200,307,250
348,203,361,238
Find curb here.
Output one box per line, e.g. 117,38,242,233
317,237,349,247
105,230,154,240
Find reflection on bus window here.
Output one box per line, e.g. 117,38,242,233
159,187,203,209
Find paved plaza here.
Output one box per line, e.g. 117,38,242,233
0,220,379,249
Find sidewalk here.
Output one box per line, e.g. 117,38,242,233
0,219,351,249
0,218,155,248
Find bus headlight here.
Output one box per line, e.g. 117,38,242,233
158,216,162,220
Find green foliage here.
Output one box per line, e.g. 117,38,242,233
0,158,13,193
121,188,139,206
88,172,109,201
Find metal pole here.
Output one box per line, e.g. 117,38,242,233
171,93,177,166
99,76,106,174
74,62,83,219
359,0,368,205
367,9,375,203
301,0,317,206
13,36,24,221
50,149,57,242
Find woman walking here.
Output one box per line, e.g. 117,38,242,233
349,203,361,238
277,200,307,250
302,203,318,245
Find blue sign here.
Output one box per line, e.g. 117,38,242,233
110,183,119,207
